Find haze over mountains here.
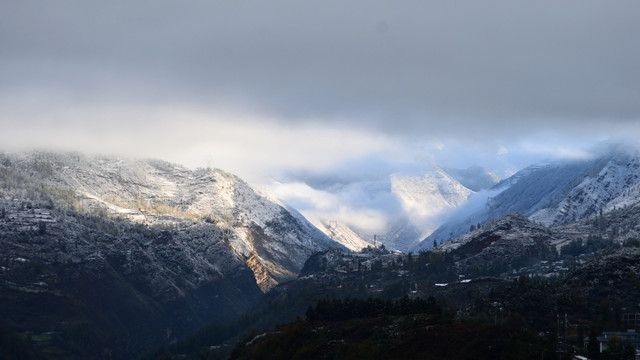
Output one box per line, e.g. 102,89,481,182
3,143,640,358
276,163,501,252
4,142,639,258
2,2,640,358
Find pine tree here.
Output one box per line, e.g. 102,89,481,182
598,207,606,232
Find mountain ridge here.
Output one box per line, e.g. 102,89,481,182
0,151,343,357
11,151,342,290
417,147,640,251
310,164,500,252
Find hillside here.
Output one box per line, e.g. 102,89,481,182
420,146,640,250
162,217,640,359
0,151,340,357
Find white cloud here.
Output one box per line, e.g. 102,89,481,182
271,179,390,235
333,206,388,234
269,181,338,211
0,104,398,183
517,139,596,161
303,206,388,235
3,0,640,251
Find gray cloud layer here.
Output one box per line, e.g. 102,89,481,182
2,1,639,139
3,1,639,239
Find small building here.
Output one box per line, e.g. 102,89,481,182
596,329,639,353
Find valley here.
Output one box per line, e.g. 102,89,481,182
4,2,638,359
1,147,640,359
0,152,339,358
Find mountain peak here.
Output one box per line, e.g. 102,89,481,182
418,146,640,250
1,151,342,291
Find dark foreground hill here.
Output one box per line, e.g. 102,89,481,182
154,210,640,359
226,245,640,360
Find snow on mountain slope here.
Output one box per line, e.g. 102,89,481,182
391,170,472,219
529,151,640,225
418,146,640,251
0,153,268,356
301,165,497,252
604,181,640,212
8,152,341,291
418,160,597,250
311,220,373,251
436,212,558,272
253,184,342,252
385,169,473,250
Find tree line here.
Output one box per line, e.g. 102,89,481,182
305,295,442,322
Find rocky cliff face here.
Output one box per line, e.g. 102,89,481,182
0,151,340,357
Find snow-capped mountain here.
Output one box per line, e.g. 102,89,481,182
385,169,473,250
529,150,640,225
307,165,499,252
391,170,472,221
311,220,373,251
417,146,640,251
0,151,345,356
1,152,341,288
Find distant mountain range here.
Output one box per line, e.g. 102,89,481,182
416,145,640,251
209,197,640,359
3,145,640,358
313,164,500,252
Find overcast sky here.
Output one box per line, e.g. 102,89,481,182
2,1,640,232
